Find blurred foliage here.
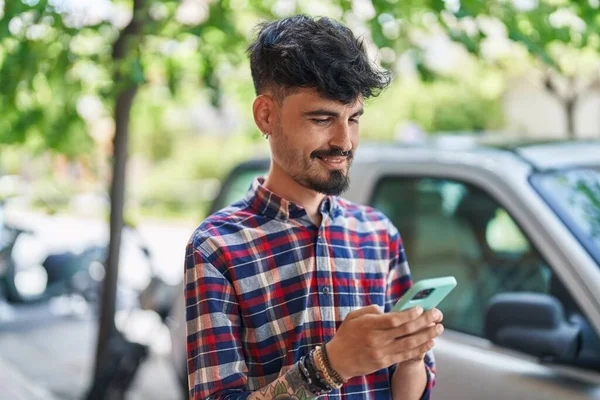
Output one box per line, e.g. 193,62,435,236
575,177,600,241
0,0,256,155
2,0,598,150
133,134,268,219
0,0,269,221
361,72,505,139
368,0,600,73
2,0,598,219
368,0,600,137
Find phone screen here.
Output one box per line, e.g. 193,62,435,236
412,288,435,300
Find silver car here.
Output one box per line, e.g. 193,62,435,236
171,138,600,399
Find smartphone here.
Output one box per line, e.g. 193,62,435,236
391,276,457,312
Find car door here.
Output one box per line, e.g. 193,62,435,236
369,175,600,400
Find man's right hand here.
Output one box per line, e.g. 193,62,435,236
325,304,444,381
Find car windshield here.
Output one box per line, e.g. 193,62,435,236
531,167,600,266
211,167,268,213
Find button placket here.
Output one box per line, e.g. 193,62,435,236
316,231,334,342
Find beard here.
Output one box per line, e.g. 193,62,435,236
296,167,350,196
272,121,353,196
290,148,353,196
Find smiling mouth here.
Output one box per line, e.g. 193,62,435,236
317,156,348,168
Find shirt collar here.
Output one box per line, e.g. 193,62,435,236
244,177,341,223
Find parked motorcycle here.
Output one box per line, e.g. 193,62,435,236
0,201,185,398
0,218,106,305
0,201,149,310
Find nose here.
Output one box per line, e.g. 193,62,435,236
329,121,353,153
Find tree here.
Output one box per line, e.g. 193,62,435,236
3,0,597,393
368,0,600,138
0,0,252,389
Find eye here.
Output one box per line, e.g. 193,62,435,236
311,118,331,125
349,118,360,125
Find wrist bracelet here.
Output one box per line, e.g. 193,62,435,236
315,346,340,389
298,355,327,395
306,348,334,392
322,342,347,385
316,346,344,389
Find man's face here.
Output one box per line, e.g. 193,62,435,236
269,88,363,196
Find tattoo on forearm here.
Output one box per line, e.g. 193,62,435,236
285,367,313,399
258,386,270,397
248,365,316,400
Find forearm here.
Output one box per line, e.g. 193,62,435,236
391,360,428,400
247,364,319,400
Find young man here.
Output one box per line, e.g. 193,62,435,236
185,15,444,399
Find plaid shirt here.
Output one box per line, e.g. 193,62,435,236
185,178,435,399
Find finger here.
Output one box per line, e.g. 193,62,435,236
386,311,441,339
371,306,424,330
429,308,443,323
391,339,436,365
407,309,443,332
394,324,444,352
346,304,383,320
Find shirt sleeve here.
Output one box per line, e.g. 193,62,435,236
420,351,436,400
384,222,437,399
185,238,251,400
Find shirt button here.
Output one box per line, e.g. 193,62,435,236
322,286,330,294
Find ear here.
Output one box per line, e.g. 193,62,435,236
252,94,276,135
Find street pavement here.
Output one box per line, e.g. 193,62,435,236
0,302,184,399
0,353,58,400
0,209,197,399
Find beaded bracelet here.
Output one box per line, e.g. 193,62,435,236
306,348,334,392
298,355,325,395
321,342,347,385
298,360,319,394
315,346,343,389
298,352,332,394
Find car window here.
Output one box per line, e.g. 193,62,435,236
531,167,600,266
222,169,267,208
211,167,268,213
371,177,553,336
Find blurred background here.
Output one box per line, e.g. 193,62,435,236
0,0,599,399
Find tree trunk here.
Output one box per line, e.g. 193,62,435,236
93,86,138,374
565,98,576,139
92,0,144,379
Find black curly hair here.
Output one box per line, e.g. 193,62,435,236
247,15,391,104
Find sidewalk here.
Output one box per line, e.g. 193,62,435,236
0,301,182,400
0,355,59,400
0,208,190,399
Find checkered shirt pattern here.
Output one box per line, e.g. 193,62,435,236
185,178,436,399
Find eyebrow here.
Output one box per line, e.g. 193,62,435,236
303,108,364,118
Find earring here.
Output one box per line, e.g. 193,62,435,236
262,131,269,139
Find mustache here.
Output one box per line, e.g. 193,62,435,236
311,148,353,159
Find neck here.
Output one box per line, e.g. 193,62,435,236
263,160,325,226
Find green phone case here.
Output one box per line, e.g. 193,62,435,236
391,276,457,312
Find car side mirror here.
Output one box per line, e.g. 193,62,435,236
484,292,580,361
